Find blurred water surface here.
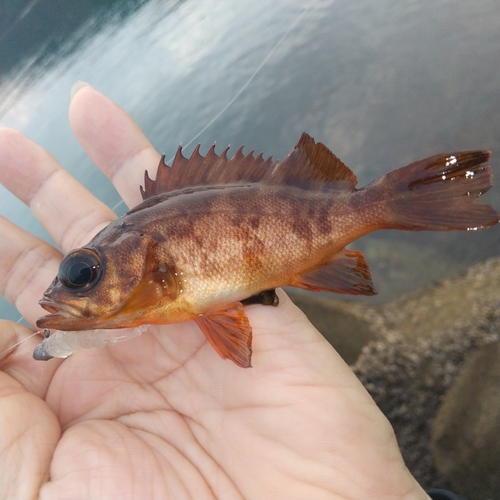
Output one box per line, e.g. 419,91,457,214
1,0,499,322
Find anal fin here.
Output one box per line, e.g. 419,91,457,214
293,249,376,296
195,303,253,368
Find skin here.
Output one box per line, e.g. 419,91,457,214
0,85,430,499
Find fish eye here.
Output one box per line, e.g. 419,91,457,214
58,249,101,289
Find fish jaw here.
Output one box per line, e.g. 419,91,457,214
37,295,109,330
36,278,134,331
37,300,148,331
36,312,133,330
36,278,191,331
36,274,187,333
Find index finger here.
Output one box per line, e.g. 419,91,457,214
69,84,161,209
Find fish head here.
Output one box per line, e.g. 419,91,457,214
37,233,180,330
37,247,107,329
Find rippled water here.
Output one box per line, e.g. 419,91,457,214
1,0,499,322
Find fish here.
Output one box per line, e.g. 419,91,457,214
36,133,500,367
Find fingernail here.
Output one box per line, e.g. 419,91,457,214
70,81,93,101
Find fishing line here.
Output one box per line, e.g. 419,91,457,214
12,308,28,336
111,5,308,213
180,7,308,152
0,331,39,357
12,6,309,330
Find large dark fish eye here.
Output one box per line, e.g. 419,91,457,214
58,249,102,290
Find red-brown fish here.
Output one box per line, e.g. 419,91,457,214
37,133,499,367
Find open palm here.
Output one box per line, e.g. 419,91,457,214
0,86,428,499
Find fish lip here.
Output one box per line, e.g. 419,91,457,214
37,299,83,329
36,310,83,329
38,299,60,314
38,298,81,317
36,313,68,329
37,298,112,330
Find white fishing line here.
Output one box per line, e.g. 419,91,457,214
14,6,309,344
111,6,308,213
180,7,308,152
0,331,39,357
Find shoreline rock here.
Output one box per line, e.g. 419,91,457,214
431,341,500,499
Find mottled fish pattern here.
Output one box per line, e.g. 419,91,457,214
37,133,499,367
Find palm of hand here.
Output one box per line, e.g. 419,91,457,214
0,86,426,500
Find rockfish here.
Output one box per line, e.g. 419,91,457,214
37,133,499,367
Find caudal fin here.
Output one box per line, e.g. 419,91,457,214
375,150,499,231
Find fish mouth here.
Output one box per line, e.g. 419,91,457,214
37,298,122,331
37,299,85,330
38,299,61,315
38,298,82,316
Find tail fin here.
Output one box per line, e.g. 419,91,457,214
374,150,499,231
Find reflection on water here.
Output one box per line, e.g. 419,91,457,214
1,0,499,322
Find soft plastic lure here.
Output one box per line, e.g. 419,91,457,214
33,325,149,360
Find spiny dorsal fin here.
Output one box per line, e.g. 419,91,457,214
140,132,356,200
140,145,278,200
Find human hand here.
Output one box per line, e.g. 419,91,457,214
0,86,429,499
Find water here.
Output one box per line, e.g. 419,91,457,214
1,0,499,323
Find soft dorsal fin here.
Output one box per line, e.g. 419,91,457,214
274,133,357,188
140,145,278,200
140,132,357,200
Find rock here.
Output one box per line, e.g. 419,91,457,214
431,341,500,500
352,257,500,491
381,257,500,340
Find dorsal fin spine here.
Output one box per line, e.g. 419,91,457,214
174,144,186,163
139,132,354,200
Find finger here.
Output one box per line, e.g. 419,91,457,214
0,128,116,253
0,331,60,497
0,215,60,326
69,84,160,209
246,289,357,386
0,320,60,398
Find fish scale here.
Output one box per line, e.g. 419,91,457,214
36,133,499,367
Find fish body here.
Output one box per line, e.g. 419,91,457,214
37,133,499,367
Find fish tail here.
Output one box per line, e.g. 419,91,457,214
374,150,500,231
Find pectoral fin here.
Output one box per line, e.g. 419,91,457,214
195,303,253,368
117,269,175,316
293,249,376,296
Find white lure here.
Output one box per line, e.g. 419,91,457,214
33,325,149,360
